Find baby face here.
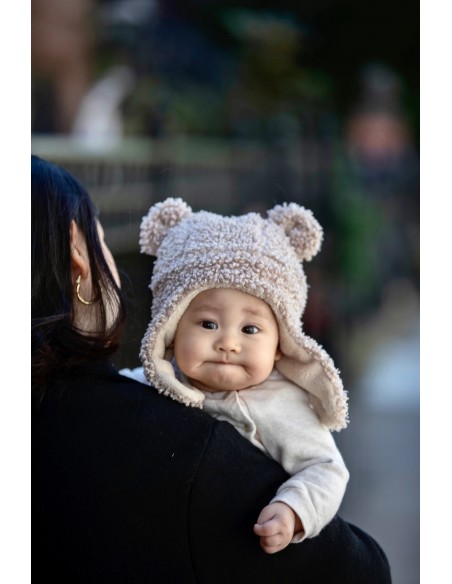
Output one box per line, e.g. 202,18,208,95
173,288,281,392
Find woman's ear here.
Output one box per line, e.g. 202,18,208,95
70,220,90,281
274,346,282,362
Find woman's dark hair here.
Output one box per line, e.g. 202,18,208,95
32,155,127,387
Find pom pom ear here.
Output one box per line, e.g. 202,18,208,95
139,198,192,256
268,203,323,261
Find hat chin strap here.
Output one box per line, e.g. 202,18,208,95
143,289,207,408
275,328,349,431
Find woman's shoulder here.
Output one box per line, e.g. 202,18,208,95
33,359,218,442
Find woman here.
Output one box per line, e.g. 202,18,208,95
32,155,391,583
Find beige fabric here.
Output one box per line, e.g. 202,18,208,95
200,369,349,540
139,198,349,431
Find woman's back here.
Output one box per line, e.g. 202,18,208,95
33,360,391,584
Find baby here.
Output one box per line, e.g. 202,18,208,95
122,198,349,554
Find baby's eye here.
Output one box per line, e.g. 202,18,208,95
242,325,259,335
201,320,218,330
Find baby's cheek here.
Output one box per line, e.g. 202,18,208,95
176,342,201,372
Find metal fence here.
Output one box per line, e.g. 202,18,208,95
31,134,336,254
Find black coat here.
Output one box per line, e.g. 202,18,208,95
33,360,391,583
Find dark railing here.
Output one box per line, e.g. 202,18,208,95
31,134,336,254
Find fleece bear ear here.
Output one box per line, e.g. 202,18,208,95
139,198,192,256
268,202,323,261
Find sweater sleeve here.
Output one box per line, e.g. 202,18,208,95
242,383,349,540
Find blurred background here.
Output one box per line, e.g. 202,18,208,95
31,1,419,582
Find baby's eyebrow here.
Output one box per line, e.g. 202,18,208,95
190,304,218,314
241,307,269,319
190,303,269,319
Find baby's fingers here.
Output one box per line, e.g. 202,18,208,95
255,504,277,525
258,534,290,555
253,518,281,538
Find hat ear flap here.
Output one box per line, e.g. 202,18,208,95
268,203,323,261
140,198,192,256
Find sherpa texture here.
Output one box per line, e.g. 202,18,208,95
139,198,349,431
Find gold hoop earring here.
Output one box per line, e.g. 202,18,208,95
75,274,96,305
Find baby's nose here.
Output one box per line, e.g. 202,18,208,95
215,333,241,353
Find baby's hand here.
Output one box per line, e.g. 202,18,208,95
253,502,304,554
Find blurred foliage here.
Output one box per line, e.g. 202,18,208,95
120,10,335,139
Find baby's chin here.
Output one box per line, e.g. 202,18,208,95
188,371,264,393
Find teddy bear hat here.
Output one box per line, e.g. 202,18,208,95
139,198,348,431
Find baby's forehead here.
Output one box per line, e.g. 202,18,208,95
187,288,273,316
